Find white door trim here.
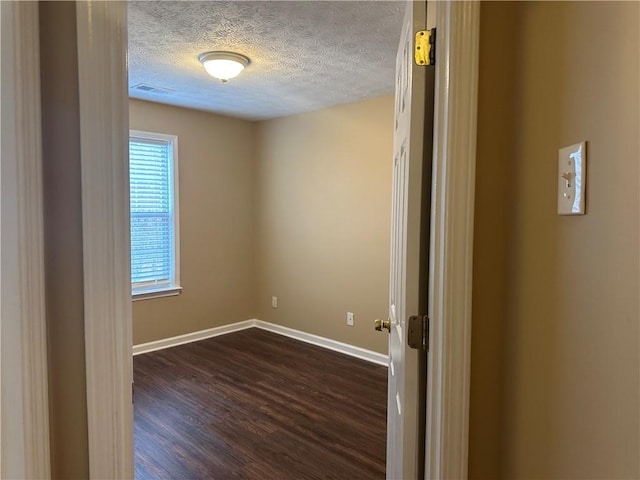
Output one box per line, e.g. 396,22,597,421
426,1,480,478
69,1,479,479
75,2,133,478
0,2,51,478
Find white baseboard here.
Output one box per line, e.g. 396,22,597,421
252,320,388,366
132,319,388,367
132,319,255,356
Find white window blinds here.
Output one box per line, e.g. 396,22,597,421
129,132,178,293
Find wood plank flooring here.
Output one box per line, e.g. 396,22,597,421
134,328,387,479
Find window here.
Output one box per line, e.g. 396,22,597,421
129,130,180,299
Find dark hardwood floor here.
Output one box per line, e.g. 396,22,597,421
134,328,387,479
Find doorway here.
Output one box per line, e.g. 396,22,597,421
60,1,479,478
126,1,402,477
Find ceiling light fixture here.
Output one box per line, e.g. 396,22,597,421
198,51,250,83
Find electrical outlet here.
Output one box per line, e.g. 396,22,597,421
271,296,278,309
346,312,354,326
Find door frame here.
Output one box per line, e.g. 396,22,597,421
0,2,51,478
75,2,134,478
5,0,480,477
426,2,480,478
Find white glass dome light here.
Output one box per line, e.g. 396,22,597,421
198,51,250,83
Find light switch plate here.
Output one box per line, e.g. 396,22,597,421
558,141,586,215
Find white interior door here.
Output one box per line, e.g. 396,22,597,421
383,1,435,479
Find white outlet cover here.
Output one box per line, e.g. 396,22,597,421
558,141,586,215
346,312,354,326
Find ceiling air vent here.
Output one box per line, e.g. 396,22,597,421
131,83,174,95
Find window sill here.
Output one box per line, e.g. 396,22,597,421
132,286,182,302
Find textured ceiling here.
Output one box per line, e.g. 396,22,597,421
128,1,404,120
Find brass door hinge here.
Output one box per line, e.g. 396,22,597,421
408,315,430,351
415,28,436,66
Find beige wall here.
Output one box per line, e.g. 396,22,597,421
254,96,394,354
130,100,256,344
469,2,517,478
471,2,639,478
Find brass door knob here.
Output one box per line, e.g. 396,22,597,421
374,318,391,333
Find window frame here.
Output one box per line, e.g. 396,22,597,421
129,129,181,301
